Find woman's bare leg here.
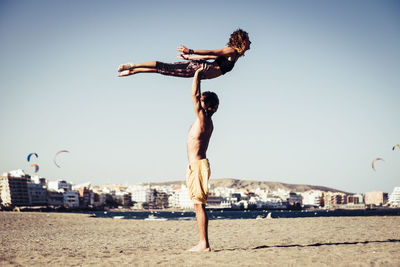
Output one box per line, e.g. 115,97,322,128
118,67,157,77
118,61,157,72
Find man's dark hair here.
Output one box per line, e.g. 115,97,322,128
202,91,219,115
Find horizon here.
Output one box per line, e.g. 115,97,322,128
1,0,399,194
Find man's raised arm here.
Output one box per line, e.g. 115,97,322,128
192,68,204,117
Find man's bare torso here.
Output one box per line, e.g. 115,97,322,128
187,117,213,163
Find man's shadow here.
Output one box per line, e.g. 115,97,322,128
213,239,400,252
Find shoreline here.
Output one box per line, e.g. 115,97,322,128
3,205,400,213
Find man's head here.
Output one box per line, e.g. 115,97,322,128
201,91,219,116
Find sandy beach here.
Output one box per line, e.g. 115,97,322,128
1,212,399,266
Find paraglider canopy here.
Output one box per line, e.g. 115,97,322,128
393,144,400,151
27,153,38,162
31,163,39,173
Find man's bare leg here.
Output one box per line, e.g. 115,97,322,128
118,61,157,72
118,67,157,77
188,203,211,252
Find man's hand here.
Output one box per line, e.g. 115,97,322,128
195,63,210,79
194,65,205,79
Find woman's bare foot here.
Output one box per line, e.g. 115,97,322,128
187,242,211,252
118,63,134,72
118,70,134,77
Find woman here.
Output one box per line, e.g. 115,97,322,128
118,29,251,80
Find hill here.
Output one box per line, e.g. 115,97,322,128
150,178,349,194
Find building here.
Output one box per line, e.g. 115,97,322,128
0,170,30,207
28,182,48,206
388,187,400,207
47,190,64,207
153,191,169,209
364,191,388,206
91,191,106,207
263,197,286,209
31,176,47,188
77,187,92,208
63,191,79,208
177,185,193,209
48,180,72,192
206,195,222,208
131,185,155,204
288,192,303,207
347,194,364,204
301,190,323,207
122,192,132,207
323,192,347,208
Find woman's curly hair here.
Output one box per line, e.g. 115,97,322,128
227,29,250,56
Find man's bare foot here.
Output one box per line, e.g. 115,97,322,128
187,242,211,252
118,63,134,72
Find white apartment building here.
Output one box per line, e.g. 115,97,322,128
131,185,155,203
302,191,323,207
389,187,400,207
272,188,289,200
213,187,235,198
264,197,286,209
168,191,180,208
177,185,192,209
48,180,72,192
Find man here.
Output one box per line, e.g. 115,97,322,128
186,66,219,252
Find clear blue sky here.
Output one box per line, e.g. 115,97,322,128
1,0,399,193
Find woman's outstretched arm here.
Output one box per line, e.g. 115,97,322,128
178,54,218,61
177,45,234,57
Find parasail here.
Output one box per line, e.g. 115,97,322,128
31,163,39,173
27,153,38,162
371,158,384,171
54,150,70,168
393,144,400,151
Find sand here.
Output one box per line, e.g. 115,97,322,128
1,212,399,266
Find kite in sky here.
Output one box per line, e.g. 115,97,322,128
54,150,70,168
371,158,384,171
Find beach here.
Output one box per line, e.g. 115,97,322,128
1,212,399,266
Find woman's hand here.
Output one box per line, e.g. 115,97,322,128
177,44,190,54
178,53,190,60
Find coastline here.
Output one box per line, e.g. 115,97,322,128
1,212,400,266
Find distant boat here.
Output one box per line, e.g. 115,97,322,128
144,214,167,221
113,216,124,219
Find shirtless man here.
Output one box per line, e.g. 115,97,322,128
186,66,219,252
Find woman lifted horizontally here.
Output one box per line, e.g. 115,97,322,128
118,29,251,80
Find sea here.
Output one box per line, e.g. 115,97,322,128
88,208,400,221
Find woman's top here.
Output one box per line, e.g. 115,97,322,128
215,55,236,75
